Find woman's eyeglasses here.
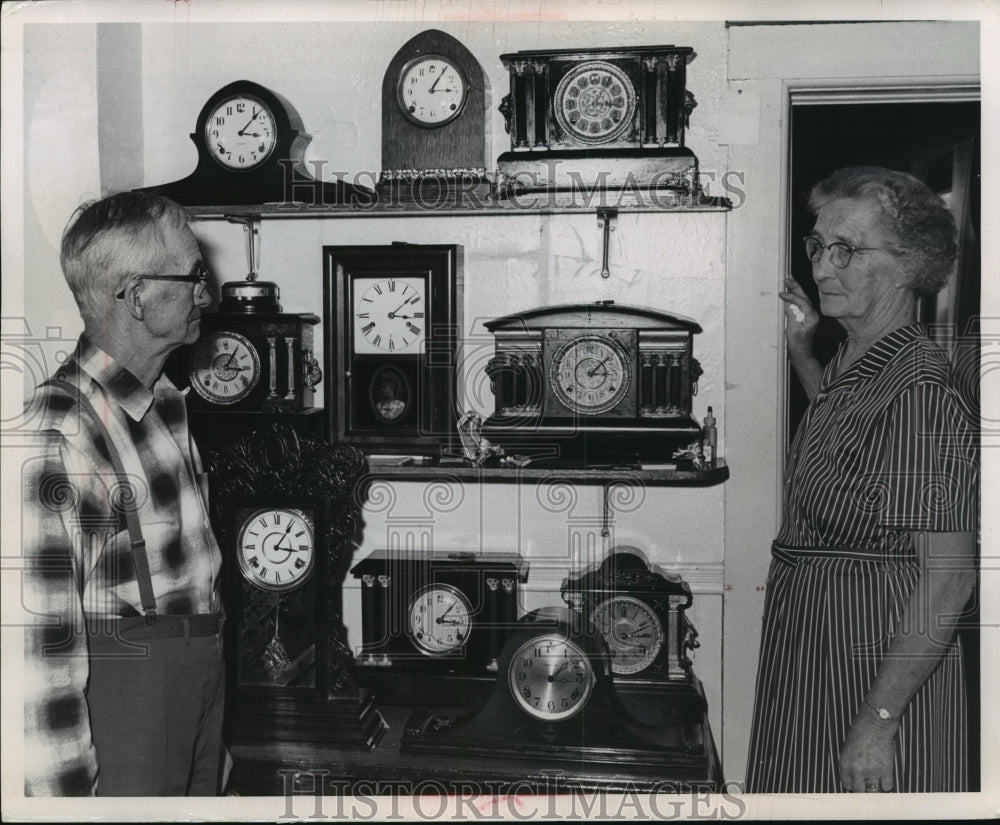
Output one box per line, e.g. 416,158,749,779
115,261,210,299
803,236,882,269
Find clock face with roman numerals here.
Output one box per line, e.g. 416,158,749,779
351,276,426,355
236,508,315,592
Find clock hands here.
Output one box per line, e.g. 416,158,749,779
237,107,263,137
587,356,611,378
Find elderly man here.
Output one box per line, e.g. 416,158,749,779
22,192,225,796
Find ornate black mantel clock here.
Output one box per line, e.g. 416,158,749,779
561,547,708,732
481,301,704,462
496,45,700,194
206,425,387,748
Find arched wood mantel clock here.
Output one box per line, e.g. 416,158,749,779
205,424,386,748
136,79,373,207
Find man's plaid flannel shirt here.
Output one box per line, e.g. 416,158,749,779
21,337,221,796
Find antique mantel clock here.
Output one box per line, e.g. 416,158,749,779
349,550,526,704
135,79,372,207
379,29,490,198
171,220,324,445
561,549,701,683
206,425,387,748
323,243,463,458
401,606,712,772
481,301,704,462
496,45,699,193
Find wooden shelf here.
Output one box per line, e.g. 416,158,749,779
185,192,731,220
360,457,729,486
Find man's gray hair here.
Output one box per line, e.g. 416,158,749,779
60,192,189,322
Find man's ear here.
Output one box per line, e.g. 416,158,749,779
120,281,146,321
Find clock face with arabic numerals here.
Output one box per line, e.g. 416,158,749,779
549,335,632,415
507,632,595,721
203,93,278,171
407,583,474,655
236,508,315,592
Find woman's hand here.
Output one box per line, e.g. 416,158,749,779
779,276,823,401
839,712,899,792
779,276,819,355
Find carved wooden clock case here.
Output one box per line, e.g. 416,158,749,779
206,425,386,748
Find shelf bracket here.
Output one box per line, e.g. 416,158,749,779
597,209,618,279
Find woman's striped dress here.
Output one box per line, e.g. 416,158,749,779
746,324,978,793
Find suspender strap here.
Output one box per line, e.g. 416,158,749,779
45,380,158,623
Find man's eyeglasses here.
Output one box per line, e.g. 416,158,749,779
115,261,210,299
803,236,882,270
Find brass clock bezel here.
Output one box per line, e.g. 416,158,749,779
592,595,665,675
507,632,596,721
396,53,470,129
189,330,262,406
235,506,316,593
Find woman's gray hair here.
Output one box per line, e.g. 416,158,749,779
808,166,958,296
60,192,190,322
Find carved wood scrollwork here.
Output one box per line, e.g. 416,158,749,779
206,423,366,552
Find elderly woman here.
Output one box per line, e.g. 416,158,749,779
746,166,978,793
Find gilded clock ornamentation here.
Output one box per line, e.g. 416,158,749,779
554,61,637,145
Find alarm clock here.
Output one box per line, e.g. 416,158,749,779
481,301,704,463
496,45,699,193
401,606,712,769
323,243,463,458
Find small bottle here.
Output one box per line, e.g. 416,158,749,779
703,406,718,464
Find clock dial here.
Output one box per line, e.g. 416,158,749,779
508,633,595,721
189,331,262,405
592,596,664,675
554,61,636,145
352,276,427,355
397,55,468,127
237,508,315,593
408,583,474,655
204,94,278,170
549,335,632,415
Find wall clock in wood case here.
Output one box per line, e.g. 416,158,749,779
323,243,463,459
